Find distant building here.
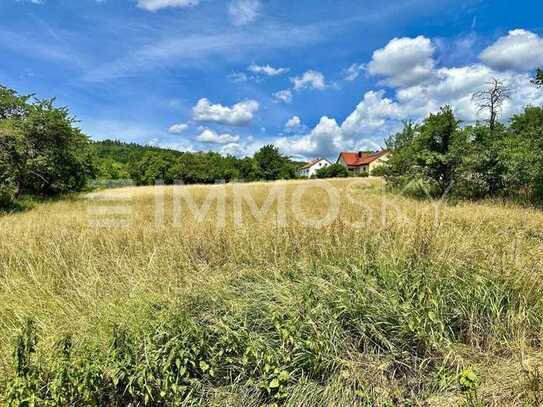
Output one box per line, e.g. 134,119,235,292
337,150,389,175
296,158,332,178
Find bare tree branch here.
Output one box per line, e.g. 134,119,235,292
472,78,511,132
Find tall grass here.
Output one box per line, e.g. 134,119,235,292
1,178,543,405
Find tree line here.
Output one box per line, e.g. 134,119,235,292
94,141,299,185
0,84,301,210
382,72,543,202
1,68,542,210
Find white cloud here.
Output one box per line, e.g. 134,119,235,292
136,0,199,12
367,36,436,87
277,31,543,160
292,70,326,90
196,129,240,144
341,90,402,138
228,72,249,83
273,89,293,103
343,63,366,81
228,0,261,26
479,29,543,72
275,62,543,161
168,123,189,134
276,116,344,159
220,142,245,156
285,115,301,129
192,98,259,126
248,64,289,76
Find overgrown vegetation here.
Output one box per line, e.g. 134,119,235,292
315,163,349,179
383,74,543,203
1,69,543,404
1,179,543,405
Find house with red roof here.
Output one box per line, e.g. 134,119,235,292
336,150,390,175
296,158,331,178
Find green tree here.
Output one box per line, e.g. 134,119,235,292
499,106,543,200
382,121,419,188
454,124,507,198
316,163,348,179
383,108,464,197
0,85,96,207
18,99,96,195
532,68,543,88
0,85,30,120
129,151,178,185
0,122,26,208
414,106,462,195
254,145,290,181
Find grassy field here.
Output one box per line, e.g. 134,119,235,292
1,178,543,405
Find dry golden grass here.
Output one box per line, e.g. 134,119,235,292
1,177,543,404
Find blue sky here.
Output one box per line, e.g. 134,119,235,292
1,0,543,160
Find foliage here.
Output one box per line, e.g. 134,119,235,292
532,68,543,88
94,141,298,185
0,85,96,209
459,369,483,407
0,123,24,209
0,85,30,120
315,163,348,179
369,164,387,177
499,106,543,200
383,107,463,197
383,103,543,202
254,144,295,181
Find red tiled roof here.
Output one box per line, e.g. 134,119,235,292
338,150,388,167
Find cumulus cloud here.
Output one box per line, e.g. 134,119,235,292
341,90,402,138
276,60,543,160
479,29,543,72
220,143,245,156
228,0,260,26
196,129,240,144
136,0,199,12
192,98,259,126
368,36,436,87
285,115,301,129
276,116,344,159
168,123,188,134
292,70,326,90
273,89,293,103
248,64,289,76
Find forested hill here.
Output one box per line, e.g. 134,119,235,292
92,139,184,165
92,139,301,185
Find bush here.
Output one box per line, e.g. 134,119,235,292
0,184,16,209
370,165,387,177
316,163,348,179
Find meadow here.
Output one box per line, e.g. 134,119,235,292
1,178,543,406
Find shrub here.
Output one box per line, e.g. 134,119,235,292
370,165,387,177
316,163,348,179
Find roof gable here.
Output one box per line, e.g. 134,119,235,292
338,150,388,166
298,158,329,170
